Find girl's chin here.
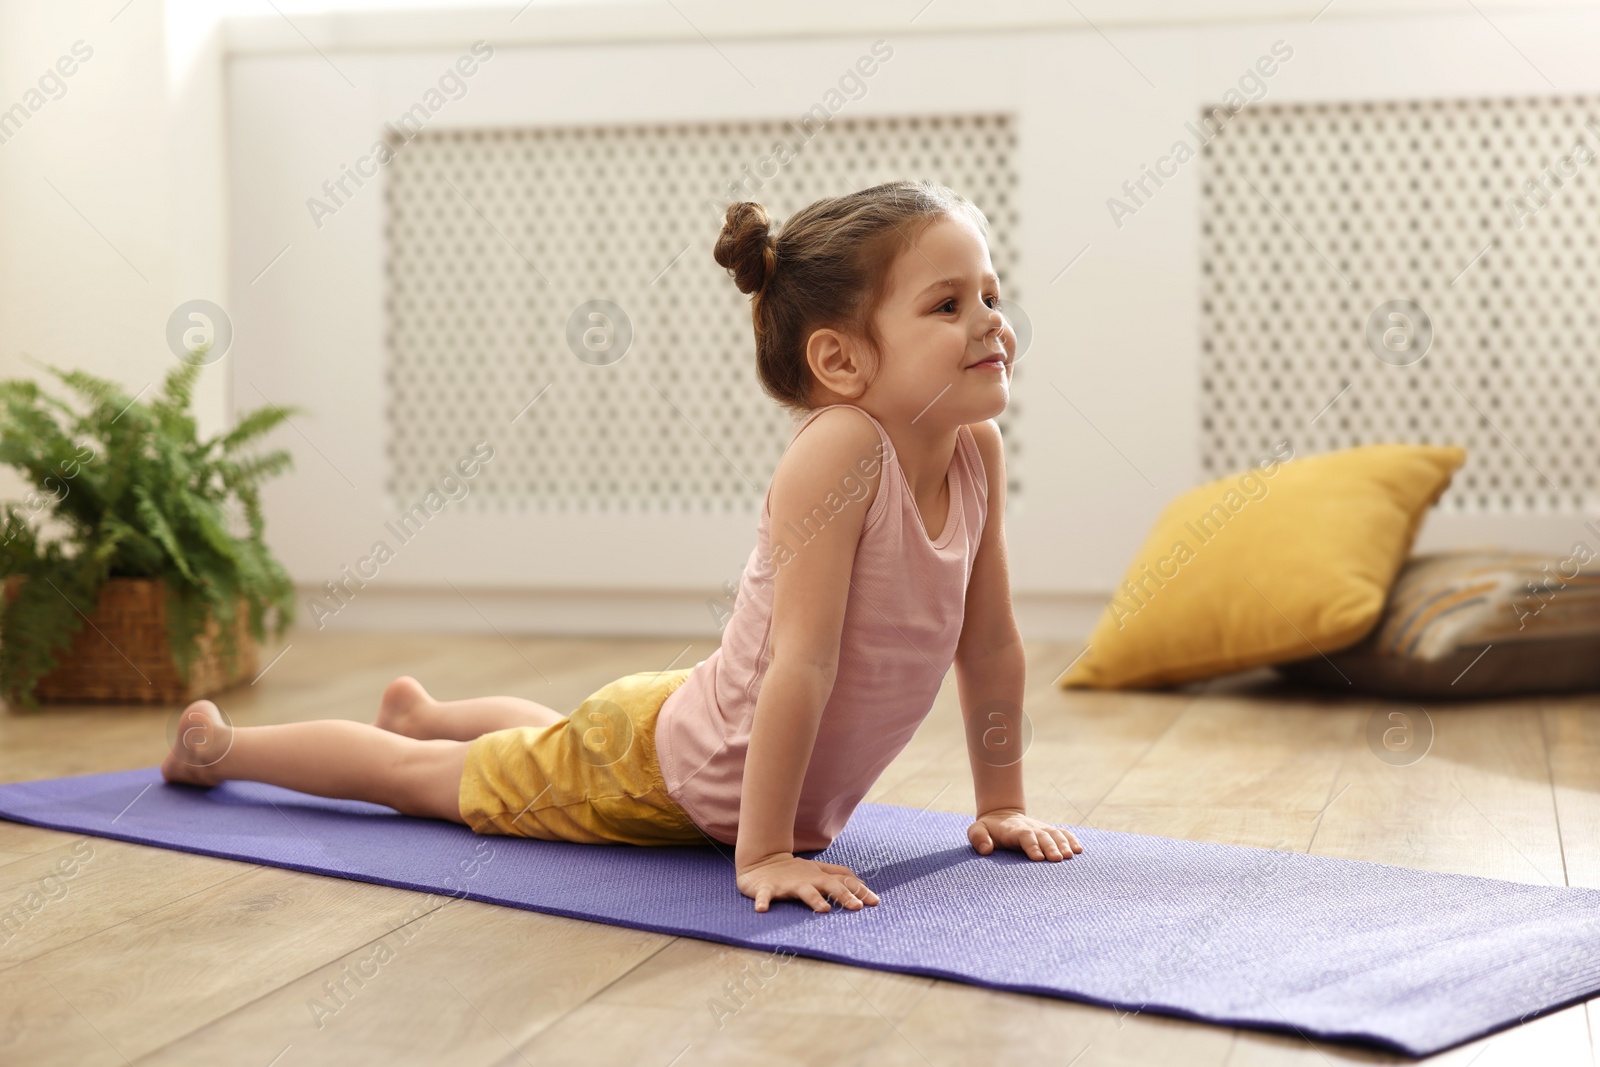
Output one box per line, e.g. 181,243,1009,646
963,387,1010,422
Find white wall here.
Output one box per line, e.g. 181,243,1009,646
0,0,230,453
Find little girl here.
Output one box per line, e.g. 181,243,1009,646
163,179,1083,914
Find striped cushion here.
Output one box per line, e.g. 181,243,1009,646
1278,549,1600,697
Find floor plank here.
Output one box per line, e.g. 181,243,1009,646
138,900,677,1066
0,836,256,972
4,861,496,1062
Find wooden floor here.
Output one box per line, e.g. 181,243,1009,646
1,631,1597,1066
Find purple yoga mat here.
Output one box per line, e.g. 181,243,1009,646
2,766,1598,1057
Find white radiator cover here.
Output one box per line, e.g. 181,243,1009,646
383,115,1020,515
1201,95,1600,515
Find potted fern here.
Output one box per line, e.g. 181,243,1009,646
0,360,296,709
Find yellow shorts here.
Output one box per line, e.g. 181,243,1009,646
457,667,707,847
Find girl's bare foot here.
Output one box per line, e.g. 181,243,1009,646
161,700,234,787
376,676,432,737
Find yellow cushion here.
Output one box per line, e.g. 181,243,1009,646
1059,443,1466,689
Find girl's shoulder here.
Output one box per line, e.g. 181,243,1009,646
791,403,890,460
764,405,889,523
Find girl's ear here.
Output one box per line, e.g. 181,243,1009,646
805,327,870,399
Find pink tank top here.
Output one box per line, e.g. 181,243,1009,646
655,404,990,850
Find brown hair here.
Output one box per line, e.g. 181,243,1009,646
713,180,989,412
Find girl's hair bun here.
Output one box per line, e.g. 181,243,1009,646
714,201,776,295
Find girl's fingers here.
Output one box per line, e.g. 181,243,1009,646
1040,833,1064,861
968,822,994,854
798,884,831,912
747,865,884,914
826,880,864,909
1023,830,1044,860
825,868,877,904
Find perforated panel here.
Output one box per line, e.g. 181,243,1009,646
1200,96,1600,514
384,114,1019,514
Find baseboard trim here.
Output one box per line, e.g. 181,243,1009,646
293,584,1103,642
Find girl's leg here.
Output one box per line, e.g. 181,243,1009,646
162,701,469,823
375,676,565,742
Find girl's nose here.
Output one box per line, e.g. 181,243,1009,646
978,305,1004,339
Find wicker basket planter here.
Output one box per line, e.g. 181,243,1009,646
0,363,295,710
8,577,258,705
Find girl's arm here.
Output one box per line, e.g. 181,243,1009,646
953,418,1083,862
734,408,885,913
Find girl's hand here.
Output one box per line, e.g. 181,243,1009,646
736,853,881,913
968,808,1083,861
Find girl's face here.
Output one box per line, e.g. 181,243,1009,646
863,211,1012,429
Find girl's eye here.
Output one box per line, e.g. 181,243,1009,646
935,295,1002,313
